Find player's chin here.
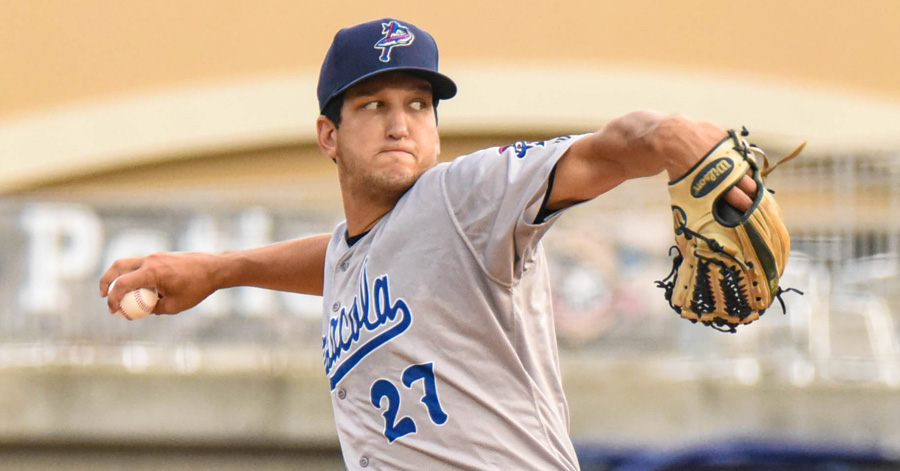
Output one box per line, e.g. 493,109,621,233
381,171,421,193
380,159,427,181
359,166,415,194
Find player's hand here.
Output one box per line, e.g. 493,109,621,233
100,252,224,315
660,116,758,212
724,173,758,212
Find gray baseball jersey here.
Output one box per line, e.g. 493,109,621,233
321,134,589,470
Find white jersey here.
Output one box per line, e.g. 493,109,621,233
321,134,589,470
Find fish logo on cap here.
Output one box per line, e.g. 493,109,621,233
374,21,415,62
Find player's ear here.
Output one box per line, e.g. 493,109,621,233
316,115,339,162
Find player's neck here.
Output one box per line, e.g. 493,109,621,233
341,194,396,238
338,170,415,237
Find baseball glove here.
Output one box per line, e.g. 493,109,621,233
656,128,804,333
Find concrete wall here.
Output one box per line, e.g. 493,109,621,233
1,354,897,470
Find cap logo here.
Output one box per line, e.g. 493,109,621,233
374,21,415,62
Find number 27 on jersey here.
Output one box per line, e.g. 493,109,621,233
370,362,448,443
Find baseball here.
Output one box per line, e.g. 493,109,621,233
109,278,158,320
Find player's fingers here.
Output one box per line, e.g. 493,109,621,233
99,257,144,296
723,185,753,212
106,275,132,314
736,174,758,199
723,173,759,213
107,286,122,314
105,269,157,314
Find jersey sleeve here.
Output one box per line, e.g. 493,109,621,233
440,133,590,283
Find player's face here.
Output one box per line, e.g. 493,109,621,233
321,73,441,202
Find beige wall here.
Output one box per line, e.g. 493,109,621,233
4,0,900,115
2,0,899,191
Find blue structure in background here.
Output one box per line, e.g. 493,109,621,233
576,439,898,471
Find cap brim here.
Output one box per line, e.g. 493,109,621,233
321,67,457,113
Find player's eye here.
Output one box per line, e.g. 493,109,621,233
410,100,426,111
362,101,382,111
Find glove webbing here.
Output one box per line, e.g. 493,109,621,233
657,128,806,333
656,223,778,332
655,235,756,333
656,237,803,333
691,258,716,316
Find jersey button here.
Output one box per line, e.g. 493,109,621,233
337,388,346,400
340,260,350,271
331,302,340,312
359,456,369,467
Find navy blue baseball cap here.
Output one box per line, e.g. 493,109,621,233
317,18,458,114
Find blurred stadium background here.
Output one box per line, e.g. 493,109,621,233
2,1,899,470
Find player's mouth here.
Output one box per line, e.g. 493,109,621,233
378,148,416,159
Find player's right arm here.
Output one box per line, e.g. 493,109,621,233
100,233,330,315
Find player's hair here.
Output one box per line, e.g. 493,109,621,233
320,93,441,128
321,93,345,127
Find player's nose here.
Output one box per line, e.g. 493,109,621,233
385,109,410,139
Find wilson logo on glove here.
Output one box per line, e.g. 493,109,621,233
691,158,734,197
656,128,804,333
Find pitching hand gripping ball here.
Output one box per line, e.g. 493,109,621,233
109,278,158,320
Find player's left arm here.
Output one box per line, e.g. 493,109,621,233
545,111,757,212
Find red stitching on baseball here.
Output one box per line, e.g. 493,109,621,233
135,290,151,313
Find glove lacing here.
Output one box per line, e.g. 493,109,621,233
655,231,755,333
656,128,806,332
656,226,805,333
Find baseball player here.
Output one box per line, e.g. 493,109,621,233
102,18,759,470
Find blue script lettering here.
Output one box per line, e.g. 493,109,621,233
322,259,412,390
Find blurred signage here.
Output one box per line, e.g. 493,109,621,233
0,201,334,345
